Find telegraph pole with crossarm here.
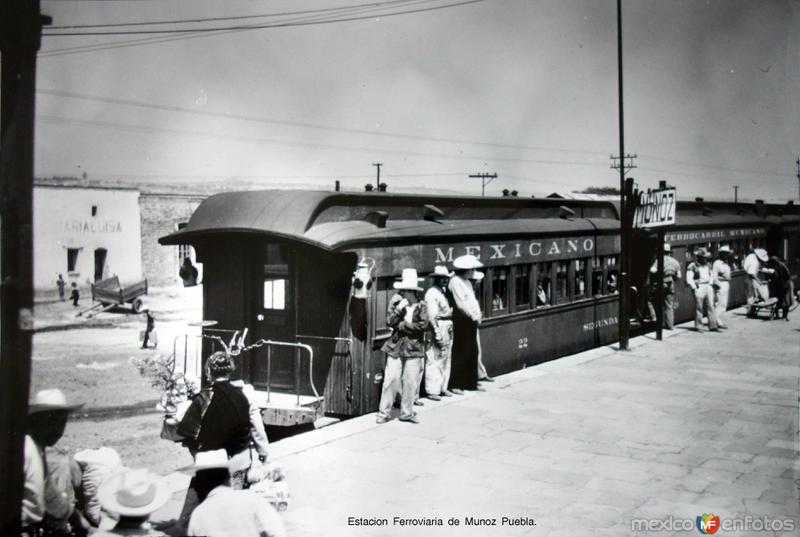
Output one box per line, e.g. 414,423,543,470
469,172,498,196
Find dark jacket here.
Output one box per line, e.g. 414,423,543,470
380,293,429,359
177,381,251,457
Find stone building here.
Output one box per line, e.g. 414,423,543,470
33,184,143,294
139,192,205,287
33,178,213,296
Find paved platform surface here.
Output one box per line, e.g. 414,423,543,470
155,307,800,536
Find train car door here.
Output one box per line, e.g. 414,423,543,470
250,243,297,391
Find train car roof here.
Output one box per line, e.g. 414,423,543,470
159,190,620,250
159,190,794,251
303,217,620,249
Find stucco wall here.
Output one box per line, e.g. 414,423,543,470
139,193,204,287
33,186,143,292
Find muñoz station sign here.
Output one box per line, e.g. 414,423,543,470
632,187,676,229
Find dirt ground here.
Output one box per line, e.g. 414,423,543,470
32,287,203,475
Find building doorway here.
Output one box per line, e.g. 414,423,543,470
94,248,107,282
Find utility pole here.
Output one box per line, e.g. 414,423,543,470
734,185,739,204
614,0,631,351
469,172,498,196
372,162,382,184
0,0,50,534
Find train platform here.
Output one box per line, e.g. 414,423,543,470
152,306,799,536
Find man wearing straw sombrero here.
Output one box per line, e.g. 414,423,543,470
686,247,719,332
376,268,429,424
743,247,774,306
448,254,484,392
22,389,85,537
424,265,455,401
93,469,170,536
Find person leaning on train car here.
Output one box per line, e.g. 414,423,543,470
649,243,682,330
376,268,430,424
743,247,774,305
176,352,270,526
448,254,484,393
686,247,719,332
711,245,732,329
424,265,455,401
767,256,792,321
470,270,493,386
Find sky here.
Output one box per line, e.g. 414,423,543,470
31,0,800,201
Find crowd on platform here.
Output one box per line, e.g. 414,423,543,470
650,244,794,333
376,254,493,425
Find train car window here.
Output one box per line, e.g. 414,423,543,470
535,262,552,307
574,258,587,300
731,241,743,269
473,274,485,313
591,257,604,296
605,256,619,294
491,267,509,314
262,278,286,310
514,264,531,311
555,261,569,304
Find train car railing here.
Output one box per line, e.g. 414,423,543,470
296,335,353,402
245,339,319,407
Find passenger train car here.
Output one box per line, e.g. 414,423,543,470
159,191,798,426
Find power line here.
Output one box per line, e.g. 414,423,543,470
47,0,420,29
639,153,789,178
39,0,459,56
36,114,609,167
43,0,486,36
36,88,610,157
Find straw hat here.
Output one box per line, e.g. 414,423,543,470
393,268,424,292
754,248,768,263
28,389,84,415
663,243,672,253
718,245,731,254
694,247,709,258
452,254,483,270
97,469,170,517
431,265,453,279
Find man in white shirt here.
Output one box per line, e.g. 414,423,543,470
188,450,286,537
743,248,773,305
686,248,719,332
448,255,484,392
649,243,683,329
712,245,733,328
424,265,455,400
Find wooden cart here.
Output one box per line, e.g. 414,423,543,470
78,276,148,317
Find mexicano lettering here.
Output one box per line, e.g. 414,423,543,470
63,220,123,233
583,316,618,331
433,237,595,266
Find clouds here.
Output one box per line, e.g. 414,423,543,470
35,0,799,200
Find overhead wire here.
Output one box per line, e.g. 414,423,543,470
43,0,486,36
40,0,451,56
46,0,420,29
36,113,608,167
36,88,610,157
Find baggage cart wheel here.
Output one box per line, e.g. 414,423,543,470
131,298,143,313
